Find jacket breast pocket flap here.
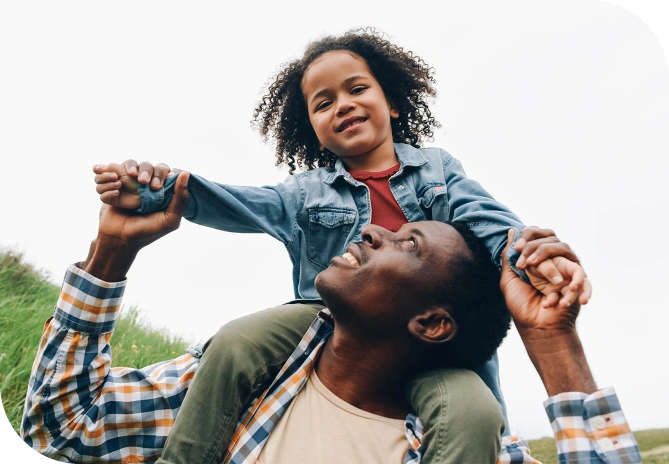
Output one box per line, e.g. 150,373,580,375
419,184,448,208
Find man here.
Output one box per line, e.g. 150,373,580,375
21,172,640,463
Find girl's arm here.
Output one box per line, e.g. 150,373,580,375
93,161,302,245
439,150,589,306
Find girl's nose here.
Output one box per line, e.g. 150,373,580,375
336,96,355,116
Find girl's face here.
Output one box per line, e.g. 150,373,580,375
301,50,399,171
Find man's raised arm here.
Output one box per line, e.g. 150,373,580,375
499,230,641,464
21,174,201,463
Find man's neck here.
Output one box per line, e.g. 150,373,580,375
314,331,413,420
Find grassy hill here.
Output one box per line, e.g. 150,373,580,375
1,249,667,462
0,249,188,433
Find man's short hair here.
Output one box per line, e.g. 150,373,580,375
423,221,511,370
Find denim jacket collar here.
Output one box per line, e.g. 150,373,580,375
324,143,428,185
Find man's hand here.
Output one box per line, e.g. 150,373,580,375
500,229,596,395
514,227,592,309
93,160,173,209
83,171,190,282
501,229,584,332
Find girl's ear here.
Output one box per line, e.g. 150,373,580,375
388,101,400,119
318,142,326,152
407,307,457,344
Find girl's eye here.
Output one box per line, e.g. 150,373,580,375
316,101,332,111
351,86,366,95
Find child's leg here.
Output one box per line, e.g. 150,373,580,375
406,368,505,464
157,301,324,464
473,352,511,435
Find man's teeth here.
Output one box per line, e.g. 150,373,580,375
342,252,360,267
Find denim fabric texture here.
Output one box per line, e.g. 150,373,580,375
137,142,526,434
139,143,526,299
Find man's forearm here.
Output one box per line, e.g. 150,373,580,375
81,236,138,282
519,328,597,396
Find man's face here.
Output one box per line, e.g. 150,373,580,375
314,221,468,331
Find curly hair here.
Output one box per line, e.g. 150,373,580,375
252,27,440,174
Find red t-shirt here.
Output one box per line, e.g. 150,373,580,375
348,163,408,232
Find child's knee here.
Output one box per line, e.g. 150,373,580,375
406,368,504,459
201,302,322,367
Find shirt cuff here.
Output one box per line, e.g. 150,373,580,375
544,387,641,462
135,175,176,214
53,263,126,334
505,229,530,284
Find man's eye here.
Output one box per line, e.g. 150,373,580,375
403,237,417,251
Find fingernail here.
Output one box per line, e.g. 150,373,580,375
139,171,150,182
515,238,526,249
551,275,563,284
516,256,525,268
528,253,537,262
129,166,138,174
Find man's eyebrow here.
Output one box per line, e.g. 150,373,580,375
308,75,369,105
411,228,425,238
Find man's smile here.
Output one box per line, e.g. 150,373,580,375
338,242,364,268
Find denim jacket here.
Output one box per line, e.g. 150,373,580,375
138,143,526,432
139,143,525,300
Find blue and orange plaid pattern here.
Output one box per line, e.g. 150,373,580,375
20,264,640,463
21,264,200,463
545,389,641,463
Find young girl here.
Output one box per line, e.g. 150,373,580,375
95,28,588,463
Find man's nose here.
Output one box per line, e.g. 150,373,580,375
360,224,390,249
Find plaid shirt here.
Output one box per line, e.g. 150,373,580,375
21,264,641,463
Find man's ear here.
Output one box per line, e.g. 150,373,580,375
407,307,457,344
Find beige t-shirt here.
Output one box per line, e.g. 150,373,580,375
257,369,409,463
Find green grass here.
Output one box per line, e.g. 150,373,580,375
0,248,188,433
1,249,668,462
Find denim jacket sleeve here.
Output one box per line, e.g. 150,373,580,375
136,172,300,245
440,151,526,278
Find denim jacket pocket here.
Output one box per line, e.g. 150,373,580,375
307,207,357,269
418,184,447,208
418,184,449,220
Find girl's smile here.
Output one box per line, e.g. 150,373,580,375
301,50,399,171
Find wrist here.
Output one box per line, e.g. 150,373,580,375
517,326,578,353
519,328,597,396
81,235,139,282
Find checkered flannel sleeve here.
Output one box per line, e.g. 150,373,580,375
544,387,641,463
497,387,640,464
20,264,200,463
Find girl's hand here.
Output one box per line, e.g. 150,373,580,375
121,159,172,190
513,226,592,309
501,229,584,331
93,160,172,209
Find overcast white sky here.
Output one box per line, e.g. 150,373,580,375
2,0,668,461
